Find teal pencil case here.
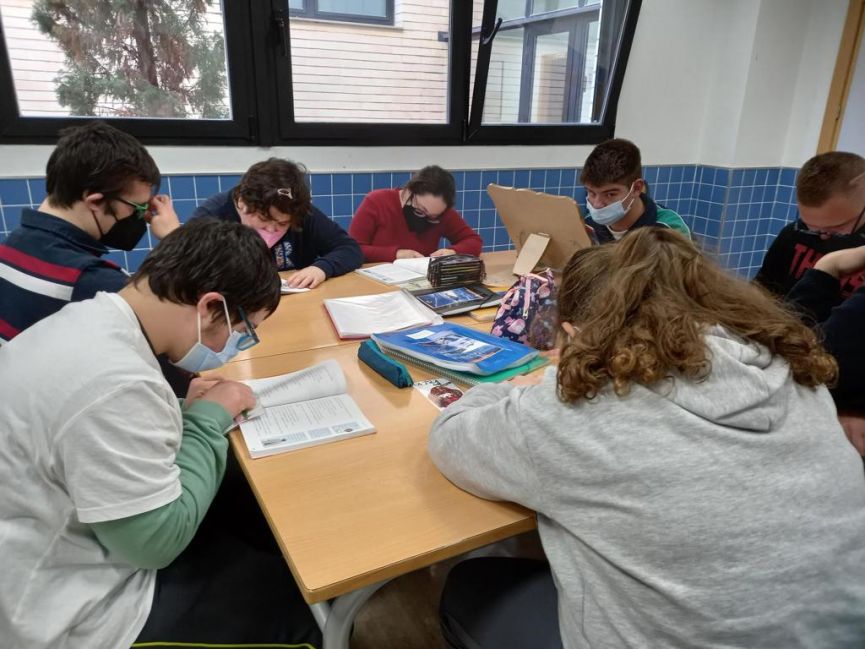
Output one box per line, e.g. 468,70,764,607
358,340,414,388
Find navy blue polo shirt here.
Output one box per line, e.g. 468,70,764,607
0,209,127,343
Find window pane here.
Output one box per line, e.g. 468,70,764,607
497,0,528,21
482,28,525,123
530,31,570,122
472,0,622,125
289,1,449,123
0,0,231,119
317,0,387,18
531,0,580,14
289,0,304,9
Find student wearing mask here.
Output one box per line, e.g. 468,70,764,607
0,219,321,649
582,138,690,243
0,121,190,395
756,152,865,298
193,157,362,289
430,228,865,649
349,165,483,262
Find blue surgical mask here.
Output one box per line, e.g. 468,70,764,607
172,299,249,373
586,183,638,226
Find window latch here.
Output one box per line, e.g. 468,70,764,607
274,9,289,58
480,17,503,46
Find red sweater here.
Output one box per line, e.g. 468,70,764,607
349,189,483,262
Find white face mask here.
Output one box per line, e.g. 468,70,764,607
586,183,638,226
172,299,249,373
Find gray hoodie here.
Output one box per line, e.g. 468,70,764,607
429,327,865,648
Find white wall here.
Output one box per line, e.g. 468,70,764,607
837,15,865,157
0,0,849,177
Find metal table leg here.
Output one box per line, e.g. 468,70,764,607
314,579,390,649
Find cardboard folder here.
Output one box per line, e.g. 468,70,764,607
486,184,593,280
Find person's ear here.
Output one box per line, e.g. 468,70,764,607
196,291,227,328
633,179,646,195
82,191,106,213
561,322,578,339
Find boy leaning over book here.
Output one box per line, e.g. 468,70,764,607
582,138,691,243
0,219,320,649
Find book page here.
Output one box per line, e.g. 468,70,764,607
240,393,375,457
242,359,347,408
393,257,431,275
356,264,424,285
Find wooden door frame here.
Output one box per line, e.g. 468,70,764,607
819,0,865,152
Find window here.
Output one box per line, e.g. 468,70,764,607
288,0,394,26
0,0,642,145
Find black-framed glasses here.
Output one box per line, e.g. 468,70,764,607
235,306,260,351
407,193,445,220
114,197,151,220
795,204,865,239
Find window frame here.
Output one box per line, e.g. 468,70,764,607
288,0,395,26
0,2,259,145
0,0,642,146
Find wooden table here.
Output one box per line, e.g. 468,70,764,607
221,250,537,648
233,251,519,361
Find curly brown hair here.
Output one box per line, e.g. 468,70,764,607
233,158,312,229
556,227,837,403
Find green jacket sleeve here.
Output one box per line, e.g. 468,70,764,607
89,400,232,569
656,208,692,240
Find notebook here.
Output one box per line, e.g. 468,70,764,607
323,291,444,339
376,343,548,387
235,359,375,458
355,257,431,285
371,323,539,376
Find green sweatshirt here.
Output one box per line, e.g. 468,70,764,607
90,399,232,569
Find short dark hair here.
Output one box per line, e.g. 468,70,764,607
133,219,281,323
404,165,456,208
233,158,312,229
797,151,865,207
580,138,642,187
45,121,160,209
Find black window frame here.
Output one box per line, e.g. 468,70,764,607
0,0,641,146
288,0,395,26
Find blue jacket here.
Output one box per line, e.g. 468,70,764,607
0,209,127,343
192,190,363,277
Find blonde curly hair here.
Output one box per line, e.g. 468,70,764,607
556,227,837,403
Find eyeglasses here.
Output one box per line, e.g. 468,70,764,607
115,197,151,220
795,204,865,239
408,194,444,220
235,306,260,351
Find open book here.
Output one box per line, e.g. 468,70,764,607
371,323,538,376
237,359,375,458
355,257,431,285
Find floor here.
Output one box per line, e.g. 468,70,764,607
350,531,545,649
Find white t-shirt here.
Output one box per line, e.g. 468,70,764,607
0,292,183,649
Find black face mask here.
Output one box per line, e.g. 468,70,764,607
96,213,148,251
403,195,441,234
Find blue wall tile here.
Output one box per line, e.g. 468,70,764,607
194,175,220,200
332,173,352,195
168,176,196,200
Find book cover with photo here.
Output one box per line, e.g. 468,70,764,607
371,323,538,375
414,378,465,410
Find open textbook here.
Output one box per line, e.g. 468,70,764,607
355,257,431,285
236,359,375,458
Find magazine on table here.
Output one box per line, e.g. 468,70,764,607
231,360,375,458
371,323,538,376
